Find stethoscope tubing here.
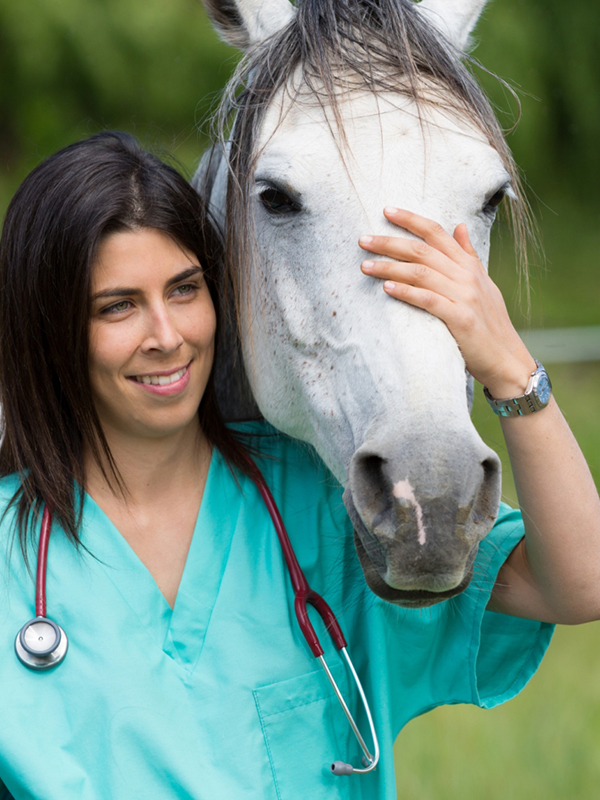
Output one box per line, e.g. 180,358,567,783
16,458,380,774
248,459,380,774
36,505,52,617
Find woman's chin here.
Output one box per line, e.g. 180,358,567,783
97,403,204,444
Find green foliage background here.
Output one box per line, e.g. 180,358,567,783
1,0,599,325
1,1,599,797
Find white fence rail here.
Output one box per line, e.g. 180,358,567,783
519,326,600,364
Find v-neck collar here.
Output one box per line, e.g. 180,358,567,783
80,449,244,673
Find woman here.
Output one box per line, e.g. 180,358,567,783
0,131,597,800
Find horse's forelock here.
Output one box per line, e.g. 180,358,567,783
214,0,535,315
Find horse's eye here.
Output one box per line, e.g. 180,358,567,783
260,188,301,215
483,187,507,215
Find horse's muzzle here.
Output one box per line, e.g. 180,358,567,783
344,439,501,607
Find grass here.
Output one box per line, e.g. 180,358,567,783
395,621,600,799
394,361,600,799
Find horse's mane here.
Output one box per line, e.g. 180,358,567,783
207,0,534,317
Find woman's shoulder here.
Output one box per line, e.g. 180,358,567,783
489,500,524,537
227,418,347,519
228,419,335,480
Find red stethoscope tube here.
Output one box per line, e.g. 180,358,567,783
36,506,52,618
35,468,347,659
249,463,347,657
244,456,380,775
15,505,68,670
18,457,379,773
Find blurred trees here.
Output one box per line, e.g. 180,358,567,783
0,0,598,246
0,0,233,199
476,0,600,203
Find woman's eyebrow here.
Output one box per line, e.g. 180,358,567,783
91,265,203,301
165,265,203,287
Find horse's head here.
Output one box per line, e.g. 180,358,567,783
199,0,528,607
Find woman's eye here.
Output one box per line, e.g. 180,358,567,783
102,300,131,315
172,283,197,297
259,187,301,215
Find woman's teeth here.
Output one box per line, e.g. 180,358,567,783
134,367,186,386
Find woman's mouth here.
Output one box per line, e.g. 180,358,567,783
128,363,191,395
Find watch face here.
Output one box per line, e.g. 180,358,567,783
535,373,552,405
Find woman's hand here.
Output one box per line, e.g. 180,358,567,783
359,208,600,625
359,207,535,400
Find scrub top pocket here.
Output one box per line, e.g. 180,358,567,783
253,664,364,800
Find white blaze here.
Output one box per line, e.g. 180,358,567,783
393,479,427,546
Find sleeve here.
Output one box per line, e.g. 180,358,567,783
456,502,554,710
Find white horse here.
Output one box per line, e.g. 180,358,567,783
195,0,529,607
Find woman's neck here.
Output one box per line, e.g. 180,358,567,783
84,417,211,508
83,418,213,608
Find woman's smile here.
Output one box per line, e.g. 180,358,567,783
128,362,192,394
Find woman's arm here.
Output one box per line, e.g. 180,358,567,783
359,207,600,625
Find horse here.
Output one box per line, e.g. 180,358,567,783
194,0,531,607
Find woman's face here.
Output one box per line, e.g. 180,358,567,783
89,228,216,442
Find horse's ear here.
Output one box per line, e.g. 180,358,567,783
413,0,489,50
201,0,296,50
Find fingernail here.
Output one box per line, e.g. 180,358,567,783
359,235,373,245
384,281,396,291
362,260,374,270
384,206,400,215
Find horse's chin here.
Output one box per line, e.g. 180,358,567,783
353,531,473,607
345,488,475,608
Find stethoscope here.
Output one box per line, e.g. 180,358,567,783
15,461,380,776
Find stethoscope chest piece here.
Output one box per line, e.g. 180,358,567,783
15,616,68,670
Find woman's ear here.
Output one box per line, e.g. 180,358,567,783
201,0,296,51
413,0,490,51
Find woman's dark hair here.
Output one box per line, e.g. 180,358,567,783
0,130,252,555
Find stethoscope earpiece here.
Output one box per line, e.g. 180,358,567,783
15,616,68,670
330,761,354,776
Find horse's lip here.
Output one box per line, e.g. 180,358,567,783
344,487,474,608
352,531,473,607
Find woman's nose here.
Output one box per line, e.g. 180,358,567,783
140,307,184,354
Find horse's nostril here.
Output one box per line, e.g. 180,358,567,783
481,455,501,490
472,454,502,527
354,455,392,520
361,455,387,492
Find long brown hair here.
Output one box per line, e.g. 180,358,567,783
0,131,253,557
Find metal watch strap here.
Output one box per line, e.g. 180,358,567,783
484,359,551,418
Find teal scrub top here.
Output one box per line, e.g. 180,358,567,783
0,421,553,800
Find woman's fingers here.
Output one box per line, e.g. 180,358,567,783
382,280,445,314
360,209,536,392
359,235,462,283
453,222,479,258
359,209,481,274
359,232,457,278
385,208,473,263
380,280,468,330
361,258,459,301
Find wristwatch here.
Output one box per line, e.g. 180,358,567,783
484,360,552,417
